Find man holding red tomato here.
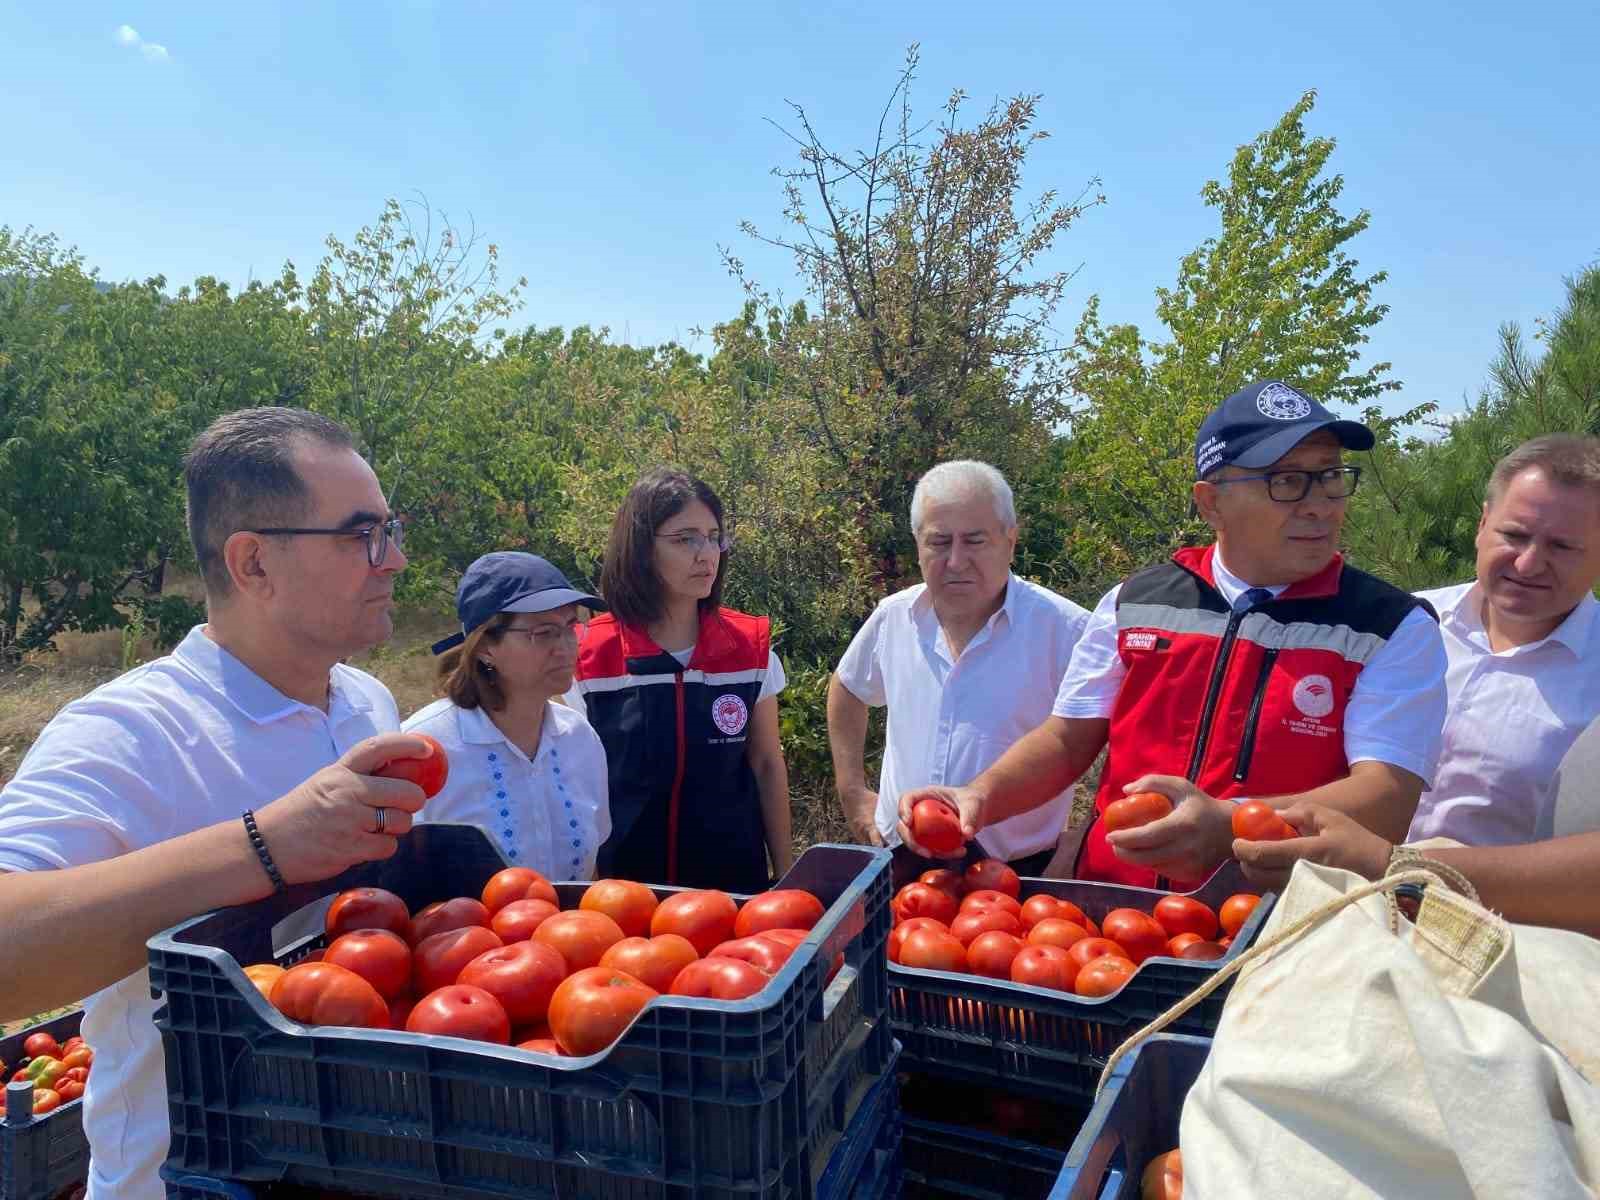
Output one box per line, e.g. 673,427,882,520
0,408,437,1200
898,381,1448,887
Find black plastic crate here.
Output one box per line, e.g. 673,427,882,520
1050,1034,1209,1199
889,861,1271,1104
148,824,893,1200
1,1010,89,1200
902,1114,1062,1200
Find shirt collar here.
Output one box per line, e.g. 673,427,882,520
455,702,511,746
170,626,320,725
1210,549,1288,608
1449,583,1600,656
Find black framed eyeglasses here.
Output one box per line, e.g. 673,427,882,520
248,517,407,566
1210,466,1362,503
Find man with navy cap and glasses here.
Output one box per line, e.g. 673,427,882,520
897,380,1449,886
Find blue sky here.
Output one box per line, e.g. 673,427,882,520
2,2,1596,420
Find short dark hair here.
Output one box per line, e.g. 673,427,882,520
1486,434,1600,510
600,468,727,628
435,613,516,711
183,407,356,596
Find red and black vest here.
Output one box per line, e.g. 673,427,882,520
574,607,771,893
1077,545,1435,886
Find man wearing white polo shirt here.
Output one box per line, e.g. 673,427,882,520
0,408,435,1200
1408,434,1600,846
828,460,1090,882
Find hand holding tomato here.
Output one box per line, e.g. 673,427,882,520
896,786,983,859
372,733,449,798
1101,775,1233,882
1102,791,1174,833
1230,800,1298,843
1231,801,1393,892
908,798,965,857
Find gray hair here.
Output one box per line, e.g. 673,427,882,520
1486,434,1600,510
910,460,1017,533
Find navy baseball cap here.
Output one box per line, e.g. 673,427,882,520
430,551,605,654
1194,380,1375,479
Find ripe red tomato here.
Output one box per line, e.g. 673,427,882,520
491,898,561,943
892,882,960,926
1166,932,1204,957
372,733,449,797
1152,895,1220,940
405,984,511,1043
61,1067,89,1086
650,890,739,956
1009,944,1078,991
918,868,966,899
896,927,968,972
1101,909,1170,964
410,897,493,946
580,879,660,938
963,859,1021,898
456,940,569,1025
1141,1148,1183,1200
960,890,1023,920
910,798,966,857
482,867,558,914
1178,939,1229,961
1066,937,1132,971
1026,918,1090,952
1231,800,1298,842
324,929,412,1000
1075,955,1136,997
59,1037,84,1055
412,925,504,995
709,934,797,976
950,908,1022,947
534,910,626,971
599,934,700,993
888,917,951,964
1018,894,1090,931
31,1089,62,1115
516,1036,566,1056
734,889,825,938
269,962,390,1028
55,1078,85,1103
669,956,771,1000
326,887,414,943
22,1033,60,1060
1219,893,1262,937
966,930,1025,979
547,966,658,1056
1102,791,1174,833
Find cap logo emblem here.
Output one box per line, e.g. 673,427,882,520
1256,382,1313,421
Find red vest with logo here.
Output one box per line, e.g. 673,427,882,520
574,606,771,892
1077,545,1434,886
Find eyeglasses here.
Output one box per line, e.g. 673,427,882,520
247,517,407,566
502,618,582,649
1210,466,1362,503
654,531,731,554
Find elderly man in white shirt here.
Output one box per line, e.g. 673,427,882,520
0,408,435,1200
1409,434,1600,847
828,461,1090,882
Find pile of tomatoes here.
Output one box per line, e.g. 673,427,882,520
243,869,830,1058
4,1029,94,1115
887,858,1261,998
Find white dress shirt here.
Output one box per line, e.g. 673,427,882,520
0,628,399,1200
834,575,1091,862
1408,581,1600,846
1053,550,1448,785
407,698,611,880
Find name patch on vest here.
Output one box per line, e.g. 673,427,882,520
1124,630,1160,651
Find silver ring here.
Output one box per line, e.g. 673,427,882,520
374,807,387,834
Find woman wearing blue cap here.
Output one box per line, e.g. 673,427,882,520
403,552,611,880
568,468,793,893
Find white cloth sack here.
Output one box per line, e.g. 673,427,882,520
1168,859,1600,1199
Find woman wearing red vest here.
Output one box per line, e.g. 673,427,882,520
568,468,793,892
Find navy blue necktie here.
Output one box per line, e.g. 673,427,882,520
1234,587,1273,613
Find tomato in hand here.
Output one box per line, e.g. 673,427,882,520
1152,895,1220,940
456,940,568,1025
324,929,412,1000
963,859,1021,898
600,934,700,993
547,966,658,1056
405,984,511,1044
950,907,1022,947
965,931,1025,980
1231,800,1298,842
581,879,660,938
533,910,626,972
1219,893,1262,937
669,956,771,1000
491,898,560,943
1075,954,1136,997
650,890,739,957
896,927,968,972
910,798,966,857
918,868,966,899
482,867,558,914
412,925,504,995
410,897,493,946
1100,909,1170,964
892,882,960,926
734,889,825,938
269,961,390,1028
1009,944,1078,991
372,733,449,798
1102,791,1173,833
1026,918,1090,952
888,917,951,964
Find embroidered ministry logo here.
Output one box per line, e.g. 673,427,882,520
1255,382,1313,421
711,693,750,735
1292,674,1335,719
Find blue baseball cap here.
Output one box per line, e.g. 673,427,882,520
1194,380,1374,479
430,552,605,654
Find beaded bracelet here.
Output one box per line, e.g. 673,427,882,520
241,809,287,894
